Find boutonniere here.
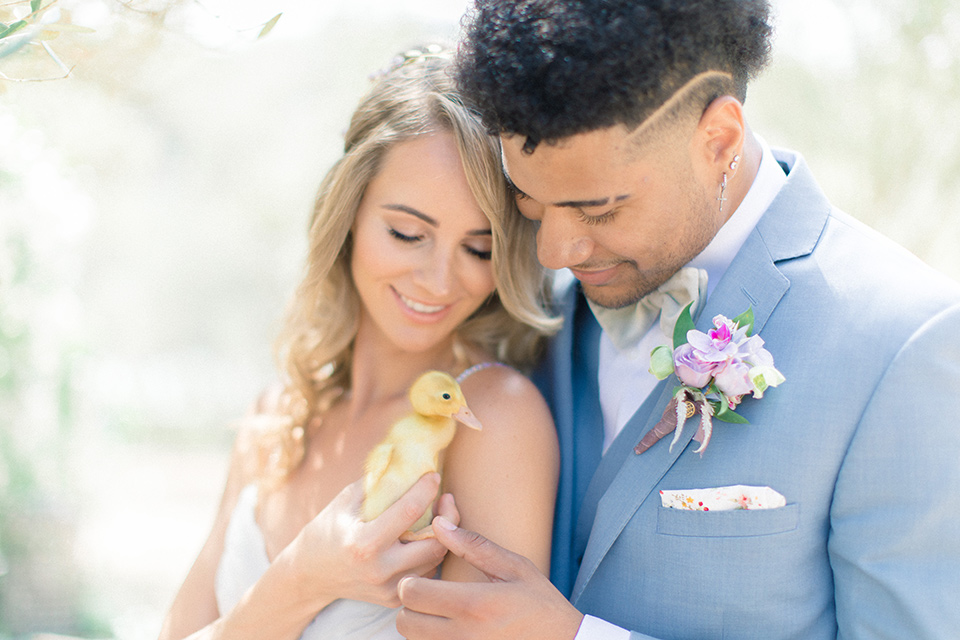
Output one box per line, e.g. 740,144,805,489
634,304,785,456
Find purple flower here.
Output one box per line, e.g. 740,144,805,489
685,316,744,364
673,343,719,388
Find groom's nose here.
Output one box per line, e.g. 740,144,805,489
536,211,594,270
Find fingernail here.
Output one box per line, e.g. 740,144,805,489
434,516,457,531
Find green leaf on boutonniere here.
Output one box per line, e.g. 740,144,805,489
712,398,750,424
672,301,696,350
731,306,755,336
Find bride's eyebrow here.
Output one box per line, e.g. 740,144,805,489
383,204,491,236
384,204,438,226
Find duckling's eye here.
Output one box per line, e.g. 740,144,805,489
442,393,451,400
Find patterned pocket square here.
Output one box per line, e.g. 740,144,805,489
659,485,786,511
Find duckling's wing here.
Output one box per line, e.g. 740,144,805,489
363,442,395,496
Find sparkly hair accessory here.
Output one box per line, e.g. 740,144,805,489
368,43,452,83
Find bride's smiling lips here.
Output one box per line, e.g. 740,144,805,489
391,286,453,321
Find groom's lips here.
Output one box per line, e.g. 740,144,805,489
570,264,622,286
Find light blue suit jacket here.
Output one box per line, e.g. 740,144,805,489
532,149,960,639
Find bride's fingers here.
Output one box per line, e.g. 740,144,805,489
412,554,448,578
329,476,365,509
383,531,449,578
362,473,442,543
405,564,441,581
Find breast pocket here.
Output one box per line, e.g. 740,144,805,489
656,503,800,537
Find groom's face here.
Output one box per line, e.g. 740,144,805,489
501,125,725,309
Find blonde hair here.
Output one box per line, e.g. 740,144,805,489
254,47,559,486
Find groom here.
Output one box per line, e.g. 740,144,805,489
397,0,960,638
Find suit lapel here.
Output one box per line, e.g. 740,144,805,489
569,150,829,604
700,230,790,337
572,372,668,562
571,375,697,603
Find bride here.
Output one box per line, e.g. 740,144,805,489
158,45,560,640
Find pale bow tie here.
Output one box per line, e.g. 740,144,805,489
588,267,708,351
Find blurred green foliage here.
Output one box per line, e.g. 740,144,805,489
748,0,960,277
0,0,97,82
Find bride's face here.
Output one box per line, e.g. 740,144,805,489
350,132,496,355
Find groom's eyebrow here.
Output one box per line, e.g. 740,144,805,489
504,174,629,209
557,194,631,208
502,155,630,209
556,196,611,208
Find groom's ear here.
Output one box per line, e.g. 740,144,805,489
692,95,746,172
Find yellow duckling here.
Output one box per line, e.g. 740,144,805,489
361,370,482,541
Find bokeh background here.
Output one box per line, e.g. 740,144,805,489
1,0,958,637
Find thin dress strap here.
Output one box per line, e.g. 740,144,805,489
455,361,508,384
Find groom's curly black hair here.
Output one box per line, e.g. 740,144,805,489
454,0,774,151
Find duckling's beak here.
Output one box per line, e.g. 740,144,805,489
452,405,483,431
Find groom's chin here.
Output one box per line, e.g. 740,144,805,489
581,284,646,310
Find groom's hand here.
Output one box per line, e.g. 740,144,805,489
396,516,584,640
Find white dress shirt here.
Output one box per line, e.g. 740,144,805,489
577,137,787,640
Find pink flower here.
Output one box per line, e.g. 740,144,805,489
713,359,754,399
708,321,732,348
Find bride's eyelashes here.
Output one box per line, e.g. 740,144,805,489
388,227,422,243
465,246,492,260
388,227,491,261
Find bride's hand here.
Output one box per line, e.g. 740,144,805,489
280,472,459,609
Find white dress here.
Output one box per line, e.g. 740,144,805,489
214,363,504,639
215,484,404,639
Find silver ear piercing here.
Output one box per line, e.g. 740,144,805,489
717,172,728,213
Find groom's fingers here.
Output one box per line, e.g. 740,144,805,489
430,516,529,581
398,574,483,618
399,519,587,640
394,606,452,640
397,565,584,640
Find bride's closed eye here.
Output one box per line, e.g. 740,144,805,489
390,227,490,260
464,244,492,260
388,228,423,243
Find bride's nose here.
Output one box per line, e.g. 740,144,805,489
412,246,454,297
